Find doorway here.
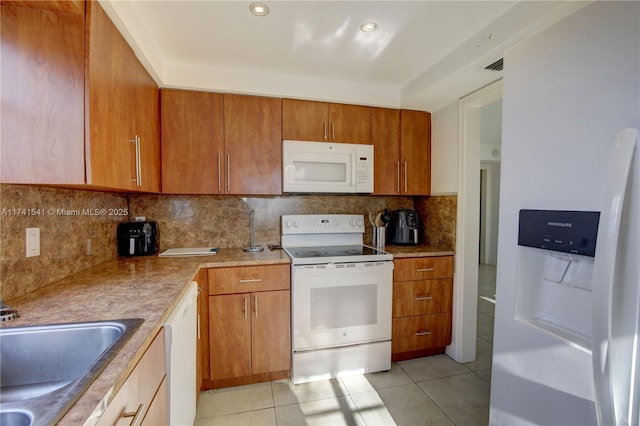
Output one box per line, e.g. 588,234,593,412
448,79,502,364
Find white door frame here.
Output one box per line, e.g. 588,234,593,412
447,79,502,363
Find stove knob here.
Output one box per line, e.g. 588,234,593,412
285,220,292,228
349,220,355,227
357,219,363,226
293,220,300,228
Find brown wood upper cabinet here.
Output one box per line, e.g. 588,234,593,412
161,89,224,194
372,108,431,195
161,91,282,195
0,1,160,191
86,0,160,192
282,99,371,144
224,94,282,195
1,3,85,184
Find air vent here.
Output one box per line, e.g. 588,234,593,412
485,58,503,71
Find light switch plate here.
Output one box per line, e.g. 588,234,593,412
26,227,40,257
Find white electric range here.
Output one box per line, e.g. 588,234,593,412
282,214,394,384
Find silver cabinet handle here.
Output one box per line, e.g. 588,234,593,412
331,122,335,140
396,161,401,193
239,278,262,283
124,403,145,426
417,268,435,272
415,296,433,301
226,155,231,192
254,296,258,318
323,121,328,140
217,153,221,192
404,160,408,193
243,297,248,319
129,136,142,186
415,331,432,336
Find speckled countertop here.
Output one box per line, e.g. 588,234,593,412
0,248,290,425
384,244,455,258
0,245,450,424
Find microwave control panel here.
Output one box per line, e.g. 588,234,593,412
355,145,374,192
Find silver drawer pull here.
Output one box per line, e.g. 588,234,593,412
416,268,435,272
415,296,433,301
239,278,262,283
415,331,432,336
124,403,145,426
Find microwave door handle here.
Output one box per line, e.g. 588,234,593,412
352,154,357,186
129,237,135,255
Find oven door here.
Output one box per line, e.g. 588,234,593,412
292,261,393,351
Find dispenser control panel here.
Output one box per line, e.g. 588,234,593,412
518,210,600,257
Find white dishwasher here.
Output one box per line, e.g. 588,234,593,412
164,281,198,426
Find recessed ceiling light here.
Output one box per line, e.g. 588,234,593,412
250,2,269,16
360,22,378,32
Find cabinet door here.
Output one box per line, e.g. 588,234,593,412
224,94,282,195
371,108,401,194
392,313,452,354
392,279,453,317
282,98,328,141
132,56,160,193
141,376,168,425
1,5,84,184
209,294,251,380
98,331,166,425
161,90,224,194
86,1,136,190
393,256,454,281
400,110,431,195
329,103,371,144
208,264,290,295
251,290,291,375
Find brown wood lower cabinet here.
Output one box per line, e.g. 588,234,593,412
97,330,167,425
392,313,452,354
205,264,290,389
392,256,454,361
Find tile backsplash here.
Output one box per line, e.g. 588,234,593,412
1,184,128,301
416,194,457,249
128,194,414,250
1,184,457,301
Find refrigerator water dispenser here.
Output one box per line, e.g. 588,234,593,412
515,210,600,350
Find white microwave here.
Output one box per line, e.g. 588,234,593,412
282,140,374,193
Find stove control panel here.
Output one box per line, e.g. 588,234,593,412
282,214,365,234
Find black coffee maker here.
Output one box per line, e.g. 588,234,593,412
388,209,421,245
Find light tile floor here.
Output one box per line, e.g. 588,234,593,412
195,265,497,426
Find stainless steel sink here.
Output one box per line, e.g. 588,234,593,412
0,318,143,426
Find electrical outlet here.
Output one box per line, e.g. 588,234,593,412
26,227,40,257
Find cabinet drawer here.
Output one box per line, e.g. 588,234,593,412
209,264,290,295
393,256,453,281
393,279,452,318
392,313,452,354
98,330,166,425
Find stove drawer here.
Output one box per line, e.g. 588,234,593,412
393,256,454,281
392,313,452,353
392,279,452,317
209,264,290,295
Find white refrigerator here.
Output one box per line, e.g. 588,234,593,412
490,2,640,425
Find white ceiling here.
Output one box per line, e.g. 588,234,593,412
100,0,587,111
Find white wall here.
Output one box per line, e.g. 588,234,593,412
431,101,459,194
